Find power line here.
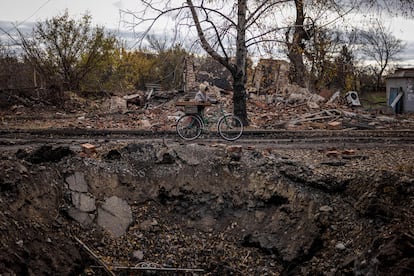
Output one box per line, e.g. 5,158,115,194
17,0,53,28
1,0,52,35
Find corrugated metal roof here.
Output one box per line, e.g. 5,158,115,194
387,68,414,78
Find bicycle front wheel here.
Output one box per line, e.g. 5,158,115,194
218,114,243,141
176,114,203,141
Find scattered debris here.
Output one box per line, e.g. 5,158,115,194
2,81,414,132
109,96,127,113
74,236,116,276
345,91,361,106
97,196,133,238
327,121,342,130
81,143,96,155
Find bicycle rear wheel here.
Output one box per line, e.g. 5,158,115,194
218,114,243,141
176,114,203,140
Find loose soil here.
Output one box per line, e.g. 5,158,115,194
1,140,413,275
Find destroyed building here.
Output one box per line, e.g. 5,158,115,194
250,59,290,95
386,68,414,113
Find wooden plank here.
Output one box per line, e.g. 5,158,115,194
145,83,162,91
74,236,116,276
176,101,211,107
90,265,205,273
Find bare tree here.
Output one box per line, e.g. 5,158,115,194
285,0,366,90
285,0,414,89
125,0,291,125
18,11,117,91
359,20,405,90
359,0,414,16
285,0,309,88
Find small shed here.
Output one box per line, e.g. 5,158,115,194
386,68,414,113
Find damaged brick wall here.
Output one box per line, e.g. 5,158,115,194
251,59,290,95
184,56,197,93
183,56,291,97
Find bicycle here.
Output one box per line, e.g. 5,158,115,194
175,101,243,141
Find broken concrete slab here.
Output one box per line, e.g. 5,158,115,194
109,96,127,113
174,144,203,166
242,211,320,263
67,207,95,226
71,192,96,212
66,172,88,193
97,196,132,238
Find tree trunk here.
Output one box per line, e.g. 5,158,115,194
288,49,306,87
234,0,249,126
233,73,248,126
287,0,307,88
376,58,388,91
187,0,249,126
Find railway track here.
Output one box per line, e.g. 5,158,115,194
0,128,413,149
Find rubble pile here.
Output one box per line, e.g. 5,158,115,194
2,85,414,131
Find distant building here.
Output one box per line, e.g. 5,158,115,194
386,68,414,113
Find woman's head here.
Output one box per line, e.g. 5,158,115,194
199,83,209,93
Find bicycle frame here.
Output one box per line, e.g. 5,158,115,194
197,103,230,129
176,101,243,141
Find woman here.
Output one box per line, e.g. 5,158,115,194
194,83,217,115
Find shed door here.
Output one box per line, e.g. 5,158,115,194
389,87,403,113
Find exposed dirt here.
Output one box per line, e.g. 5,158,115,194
1,139,413,275
1,93,414,275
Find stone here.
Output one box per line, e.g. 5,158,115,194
342,149,356,155
227,145,242,161
97,196,132,238
326,150,340,158
174,144,203,166
71,192,96,212
110,96,127,112
16,162,28,174
132,250,144,261
288,92,308,103
307,101,320,109
319,205,333,212
336,242,346,250
327,121,342,130
156,148,176,164
66,172,88,192
16,240,23,247
67,208,95,226
81,143,96,155
139,119,152,128
139,218,159,231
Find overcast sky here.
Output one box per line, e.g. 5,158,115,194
0,0,137,32
1,0,414,65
